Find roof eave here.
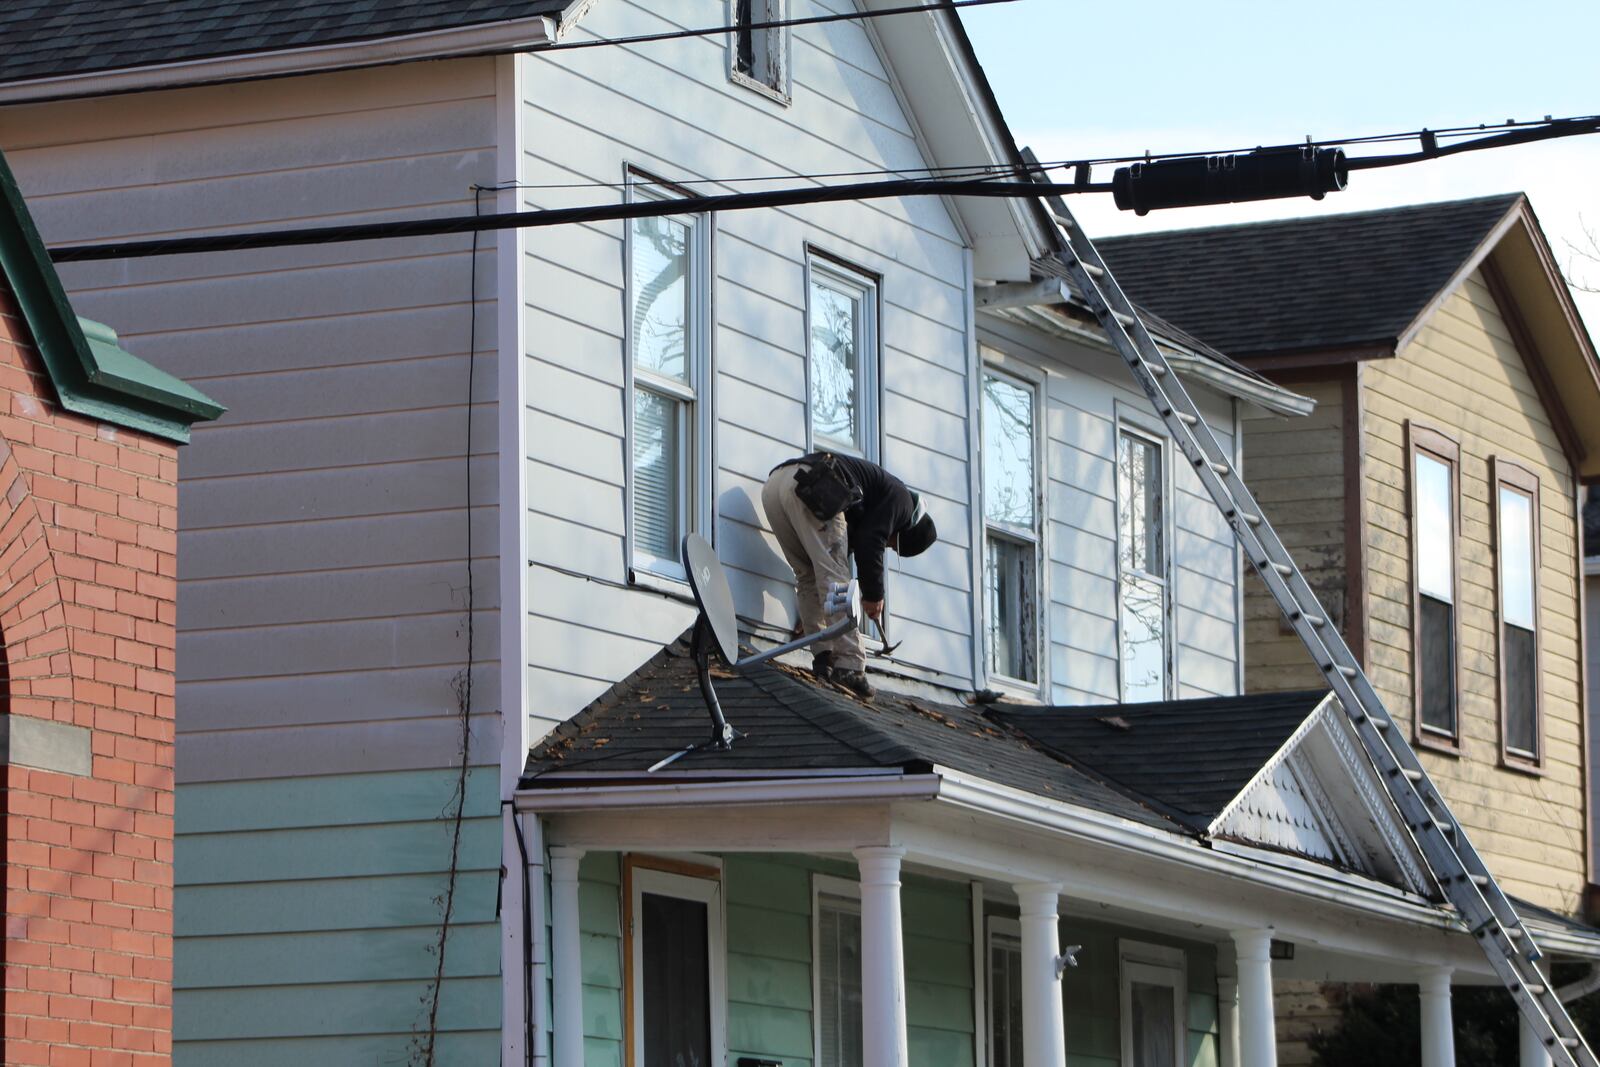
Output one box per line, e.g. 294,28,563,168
979,294,1316,417
0,12,565,105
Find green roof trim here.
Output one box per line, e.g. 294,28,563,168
0,148,222,444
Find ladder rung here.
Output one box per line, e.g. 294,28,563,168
1082,262,1104,278
1337,665,1358,678
1470,874,1490,887
1526,983,1547,996
1176,411,1198,426
1271,563,1293,576
1051,212,1076,230
1402,768,1423,782
1209,461,1231,476
1561,1038,1580,1048
1113,311,1136,327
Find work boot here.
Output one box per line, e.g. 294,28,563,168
812,651,834,680
833,669,874,699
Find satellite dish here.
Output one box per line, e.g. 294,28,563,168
682,533,739,666
648,533,863,772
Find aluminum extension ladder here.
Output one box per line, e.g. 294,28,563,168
1025,169,1597,1066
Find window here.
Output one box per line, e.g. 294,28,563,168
1407,424,1460,745
813,877,864,1067
1118,941,1186,1067
627,179,711,581
807,255,879,458
730,0,788,99
982,367,1041,685
1494,459,1542,767
987,918,1023,1067
627,864,726,1067
1118,426,1169,702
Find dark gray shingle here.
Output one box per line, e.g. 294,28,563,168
1096,195,1522,359
0,1,573,84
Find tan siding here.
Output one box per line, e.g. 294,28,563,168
1242,379,1347,692
1361,272,1585,911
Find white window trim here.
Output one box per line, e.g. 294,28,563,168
623,171,716,585
1118,939,1187,1067
726,0,792,104
1114,410,1175,702
804,251,881,461
979,354,1048,697
985,916,1023,1067
629,867,728,1067
812,873,864,1067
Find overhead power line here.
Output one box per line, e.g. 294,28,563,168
43,113,1600,262
534,0,1022,53
49,175,1106,262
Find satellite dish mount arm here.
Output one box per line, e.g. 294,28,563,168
689,615,735,752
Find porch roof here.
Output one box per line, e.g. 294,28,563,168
524,632,1329,844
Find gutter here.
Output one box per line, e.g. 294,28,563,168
513,772,943,812
0,16,559,105
977,281,1315,418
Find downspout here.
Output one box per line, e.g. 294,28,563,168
1559,963,1600,1003
527,814,550,1065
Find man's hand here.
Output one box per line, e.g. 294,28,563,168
863,599,884,621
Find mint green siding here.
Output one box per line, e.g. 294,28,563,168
575,853,976,1067
174,769,502,1065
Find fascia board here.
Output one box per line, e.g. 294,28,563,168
513,773,943,812
0,15,559,104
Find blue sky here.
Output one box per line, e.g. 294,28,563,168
960,1,1600,327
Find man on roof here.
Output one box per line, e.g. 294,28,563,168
761,451,937,698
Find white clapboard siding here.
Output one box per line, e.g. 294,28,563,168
521,0,976,726
2,60,503,782
979,316,1241,705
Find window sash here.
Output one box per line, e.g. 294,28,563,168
815,893,864,1067
985,531,1038,684
626,179,708,581
982,371,1037,529
1414,452,1454,601
1494,461,1541,764
1117,425,1169,702
1407,424,1460,748
807,258,877,458
628,866,725,1067
1118,945,1186,1067
732,0,784,91
987,928,1023,1067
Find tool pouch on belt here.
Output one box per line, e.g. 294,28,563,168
792,453,862,521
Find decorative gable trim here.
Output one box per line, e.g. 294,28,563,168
1210,694,1433,895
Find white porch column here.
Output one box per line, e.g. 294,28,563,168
1231,929,1277,1067
549,847,586,1067
1014,883,1068,1067
1217,974,1241,1067
855,847,909,1067
1418,966,1454,1067
1521,1014,1554,1067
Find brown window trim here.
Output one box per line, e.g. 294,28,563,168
620,853,723,1067
1406,421,1462,755
1491,457,1544,774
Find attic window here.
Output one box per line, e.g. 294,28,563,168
730,0,788,101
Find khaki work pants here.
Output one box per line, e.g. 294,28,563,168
761,465,865,672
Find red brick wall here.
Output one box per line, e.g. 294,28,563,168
0,287,178,1066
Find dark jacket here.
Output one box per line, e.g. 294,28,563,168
786,452,916,602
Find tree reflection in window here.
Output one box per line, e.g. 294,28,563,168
631,216,689,382
810,280,859,448
1118,429,1167,702
983,374,1034,528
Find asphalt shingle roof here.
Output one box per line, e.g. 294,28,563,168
525,633,1332,841
1096,195,1522,359
989,690,1327,830
0,1,573,84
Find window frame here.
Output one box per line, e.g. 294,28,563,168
1405,421,1463,754
622,855,728,1067
1115,415,1174,703
804,250,881,462
811,873,864,1067
623,170,715,587
726,0,792,104
979,356,1046,694
985,916,1023,1067
1492,456,1543,772
1117,939,1187,1067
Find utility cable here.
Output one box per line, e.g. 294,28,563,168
535,0,1021,53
